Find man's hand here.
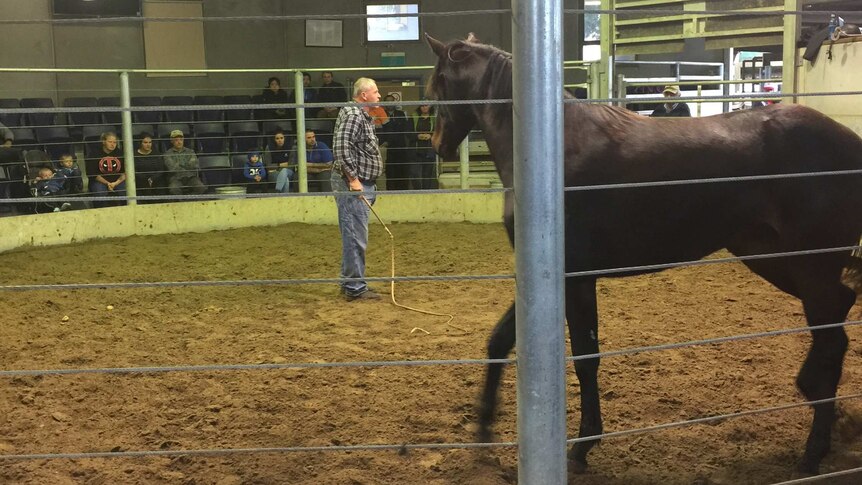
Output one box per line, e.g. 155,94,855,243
1,140,11,148
418,133,432,141
348,178,363,191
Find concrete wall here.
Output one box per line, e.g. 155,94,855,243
0,193,504,254
796,38,862,138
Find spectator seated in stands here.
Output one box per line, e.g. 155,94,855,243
55,153,83,194
243,150,268,194
164,129,206,197
86,131,127,207
0,120,13,147
287,129,333,193
135,132,165,203
288,71,318,121
316,71,348,121
30,166,72,212
260,76,289,121
264,129,294,192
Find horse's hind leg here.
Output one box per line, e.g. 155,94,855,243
734,239,854,474
566,278,602,473
795,269,854,475
477,303,516,442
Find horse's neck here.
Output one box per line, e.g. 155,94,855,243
475,111,514,188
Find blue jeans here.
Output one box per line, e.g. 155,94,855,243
275,168,294,193
332,172,377,296
89,180,127,207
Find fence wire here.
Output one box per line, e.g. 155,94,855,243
3,3,862,481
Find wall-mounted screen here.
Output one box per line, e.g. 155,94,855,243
366,4,420,42
53,0,142,18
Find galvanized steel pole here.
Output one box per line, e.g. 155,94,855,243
512,0,567,483
294,69,308,193
119,71,137,206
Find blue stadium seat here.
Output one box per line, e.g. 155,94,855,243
64,97,100,139
20,98,56,127
10,127,38,151
198,155,232,189
35,126,74,160
162,96,195,123
194,95,224,122
194,122,228,155
223,95,253,122
262,120,292,136
0,99,21,127
228,121,261,153
98,97,122,125
131,96,162,124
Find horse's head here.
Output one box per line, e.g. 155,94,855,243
424,32,488,159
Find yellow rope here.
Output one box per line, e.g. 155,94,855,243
360,194,468,335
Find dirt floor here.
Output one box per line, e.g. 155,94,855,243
2,222,862,485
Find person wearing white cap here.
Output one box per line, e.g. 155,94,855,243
163,129,205,196
650,85,691,118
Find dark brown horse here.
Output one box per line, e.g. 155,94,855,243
424,33,862,475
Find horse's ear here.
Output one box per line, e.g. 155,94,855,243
466,32,479,43
425,33,446,58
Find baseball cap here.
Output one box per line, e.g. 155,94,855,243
170,129,184,138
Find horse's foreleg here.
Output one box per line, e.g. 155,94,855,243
796,282,854,475
477,303,516,442
566,278,602,473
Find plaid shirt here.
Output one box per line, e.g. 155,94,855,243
333,104,383,182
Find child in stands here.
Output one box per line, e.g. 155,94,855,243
55,154,83,194
243,151,269,194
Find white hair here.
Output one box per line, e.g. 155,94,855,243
353,77,377,98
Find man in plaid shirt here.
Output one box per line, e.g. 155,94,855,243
331,77,384,301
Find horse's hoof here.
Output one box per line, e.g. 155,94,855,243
476,425,494,443
796,459,819,476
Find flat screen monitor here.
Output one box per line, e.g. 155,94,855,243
366,4,420,42
53,0,142,18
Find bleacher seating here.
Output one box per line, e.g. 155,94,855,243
163,96,195,123
10,128,37,151
0,99,21,127
230,154,248,184
64,97,100,139
131,96,162,124
194,122,228,155
228,121,261,153
20,98,56,127
194,95,224,121
35,126,74,160
199,155,232,188
262,120,292,136
223,95,253,122
98,97,122,125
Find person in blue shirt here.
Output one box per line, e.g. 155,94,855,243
55,154,83,194
243,151,268,194
288,129,334,192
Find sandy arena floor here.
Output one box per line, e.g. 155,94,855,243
1,222,862,484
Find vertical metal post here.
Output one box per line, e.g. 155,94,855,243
294,69,308,193
119,71,137,206
512,0,567,483
723,50,731,114
458,135,470,190
616,74,627,107
599,0,614,101
782,0,800,103
696,84,702,117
